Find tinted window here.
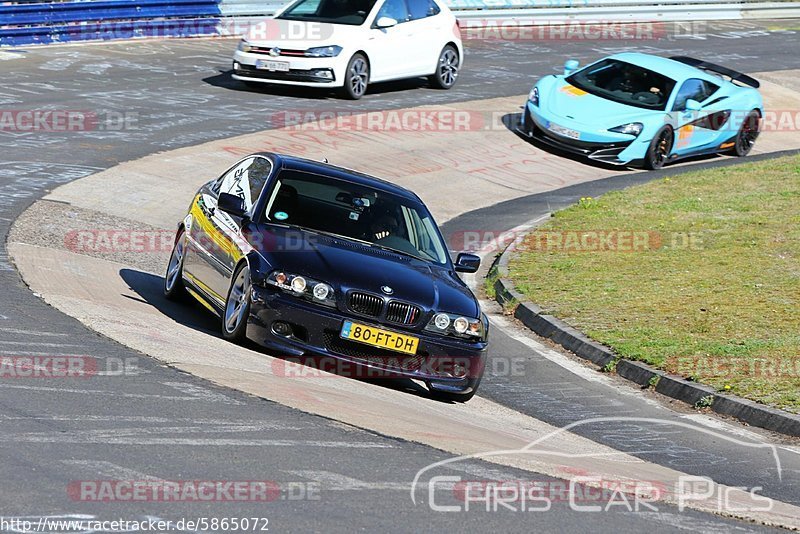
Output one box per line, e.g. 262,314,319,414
262,170,448,265
407,0,439,19
214,157,272,212
672,78,719,111
278,0,378,25
566,59,677,111
377,0,410,23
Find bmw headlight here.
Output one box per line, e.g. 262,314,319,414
237,39,253,53
609,122,644,136
305,45,342,58
528,86,539,106
266,271,336,307
425,312,485,341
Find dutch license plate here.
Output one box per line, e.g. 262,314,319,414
548,122,581,140
255,59,289,72
340,320,419,355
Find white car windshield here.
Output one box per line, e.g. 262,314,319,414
277,0,379,25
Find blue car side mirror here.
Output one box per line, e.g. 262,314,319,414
564,59,580,76
455,253,480,273
685,99,702,112
217,192,248,219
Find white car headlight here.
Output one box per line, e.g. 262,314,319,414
609,122,644,136
305,46,343,58
237,40,253,53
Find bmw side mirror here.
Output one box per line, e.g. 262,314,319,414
685,99,702,112
564,59,580,76
217,192,247,219
454,252,481,273
375,16,398,28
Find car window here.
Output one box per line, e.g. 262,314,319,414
214,157,272,213
672,78,720,111
566,59,676,111
262,170,448,265
278,0,377,25
283,0,321,15
376,0,410,23
407,0,439,19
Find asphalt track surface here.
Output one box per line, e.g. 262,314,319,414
1,23,799,532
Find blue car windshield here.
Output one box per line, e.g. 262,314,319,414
277,0,378,25
262,170,449,265
566,59,676,111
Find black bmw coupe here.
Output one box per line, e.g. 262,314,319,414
164,153,487,401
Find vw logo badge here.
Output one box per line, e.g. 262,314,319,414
269,47,281,57
381,285,393,295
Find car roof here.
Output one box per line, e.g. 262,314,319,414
260,152,422,203
605,52,724,85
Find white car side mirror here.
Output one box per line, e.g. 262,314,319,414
375,16,398,28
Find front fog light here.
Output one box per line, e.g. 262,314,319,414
434,313,450,330
290,276,307,293
453,317,469,334
312,283,330,300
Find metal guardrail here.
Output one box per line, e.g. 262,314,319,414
1,0,799,47
0,0,222,45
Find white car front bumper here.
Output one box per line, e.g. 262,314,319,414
232,50,348,87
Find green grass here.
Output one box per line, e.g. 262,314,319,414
505,155,800,412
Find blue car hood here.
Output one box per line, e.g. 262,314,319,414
252,225,479,319
543,78,658,127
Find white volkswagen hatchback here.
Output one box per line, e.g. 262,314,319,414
231,0,463,99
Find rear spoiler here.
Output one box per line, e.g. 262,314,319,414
669,56,760,89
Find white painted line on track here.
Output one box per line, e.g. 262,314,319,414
0,327,71,337
0,340,83,347
0,383,218,401
62,460,163,481
630,512,761,533
285,470,410,491
161,381,243,405
0,435,393,447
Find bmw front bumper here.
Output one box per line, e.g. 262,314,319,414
246,285,487,394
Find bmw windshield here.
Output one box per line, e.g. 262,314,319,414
566,59,677,111
262,170,449,265
277,0,378,25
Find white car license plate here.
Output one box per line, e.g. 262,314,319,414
548,122,581,140
255,59,289,72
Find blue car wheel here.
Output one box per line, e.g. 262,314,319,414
645,126,674,170
733,110,761,157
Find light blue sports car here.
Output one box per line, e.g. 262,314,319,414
519,52,764,170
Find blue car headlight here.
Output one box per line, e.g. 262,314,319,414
305,45,342,58
266,271,336,308
425,312,485,341
528,86,540,106
609,122,644,136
